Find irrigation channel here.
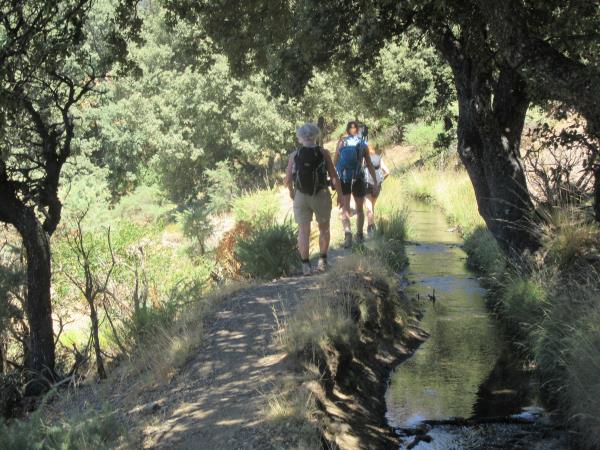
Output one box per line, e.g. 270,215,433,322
386,202,569,450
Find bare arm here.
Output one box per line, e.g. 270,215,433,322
333,139,343,166
284,152,295,198
363,151,379,187
322,148,343,205
380,158,390,179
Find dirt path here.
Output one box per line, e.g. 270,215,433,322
142,275,319,449
141,250,351,449
142,191,349,449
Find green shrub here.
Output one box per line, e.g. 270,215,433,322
179,202,213,254
404,120,444,159
236,220,298,279
232,189,281,227
463,226,505,276
205,161,239,214
112,183,174,225
0,405,125,450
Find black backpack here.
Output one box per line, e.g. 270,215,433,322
293,146,328,195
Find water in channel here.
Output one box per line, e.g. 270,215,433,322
386,202,568,449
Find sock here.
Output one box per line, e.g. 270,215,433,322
301,259,310,264
320,254,327,260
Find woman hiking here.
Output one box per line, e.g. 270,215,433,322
334,121,380,248
285,123,343,276
364,146,390,236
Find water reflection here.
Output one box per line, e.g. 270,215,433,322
386,203,531,428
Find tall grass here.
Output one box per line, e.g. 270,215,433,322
375,207,409,271
564,300,600,449
493,211,600,449
0,403,127,450
261,386,322,450
281,254,406,357
403,168,484,235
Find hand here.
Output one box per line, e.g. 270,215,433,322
289,189,295,200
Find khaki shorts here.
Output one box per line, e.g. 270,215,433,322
293,189,332,225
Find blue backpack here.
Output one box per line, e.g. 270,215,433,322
336,136,367,183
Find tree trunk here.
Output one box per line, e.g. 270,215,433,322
89,303,106,379
594,167,600,223
437,32,540,255
13,208,56,394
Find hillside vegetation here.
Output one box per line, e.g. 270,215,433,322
2,0,600,449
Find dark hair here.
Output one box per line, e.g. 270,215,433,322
346,121,359,134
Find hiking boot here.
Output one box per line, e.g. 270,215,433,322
302,261,312,276
316,257,328,273
356,233,365,245
367,224,375,238
343,232,353,249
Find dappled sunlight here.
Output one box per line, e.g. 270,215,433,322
137,277,324,449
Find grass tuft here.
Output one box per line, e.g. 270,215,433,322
539,207,600,270
282,253,406,357
0,404,127,450
261,385,322,450
235,220,298,279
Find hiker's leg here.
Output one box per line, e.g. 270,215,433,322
313,190,333,256
339,181,352,233
318,221,330,255
365,194,375,226
298,222,311,260
354,195,365,236
293,192,313,261
353,179,367,237
340,194,352,233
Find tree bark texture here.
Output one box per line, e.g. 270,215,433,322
436,30,540,254
0,179,55,394
14,210,56,394
594,167,600,222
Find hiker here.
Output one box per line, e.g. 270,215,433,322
335,121,380,247
285,123,343,276
364,146,390,236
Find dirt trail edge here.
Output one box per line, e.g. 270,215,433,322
142,275,320,449
305,274,427,450
138,261,425,450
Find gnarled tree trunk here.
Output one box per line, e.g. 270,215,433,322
437,30,540,255
12,208,55,394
